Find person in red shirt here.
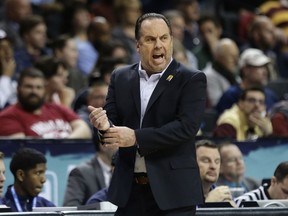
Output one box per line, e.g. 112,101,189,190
270,100,288,137
0,67,91,138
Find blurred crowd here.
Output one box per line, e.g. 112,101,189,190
0,0,288,212
0,0,287,140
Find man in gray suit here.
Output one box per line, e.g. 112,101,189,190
63,135,116,206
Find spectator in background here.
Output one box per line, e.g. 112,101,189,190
193,15,223,70
96,38,130,81
172,39,194,69
0,67,91,139
235,161,288,207
76,16,111,75
77,80,108,133
203,38,239,107
258,1,288,79
63,133,117,206
176,0,201,51
14,14,51,78
196,140,236,206
163,9,198,70
216,48,279,115
34,56,75,108
270,100,288,137
242,15,280,80
216,142,260,193
214,87,273,141
51,34,87,94
68,4,93,76
0,0,32,49
112,0,142,63
0,29,17,110
1,148,55,212
0,152,6,198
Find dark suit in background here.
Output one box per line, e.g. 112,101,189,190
63,156,106,206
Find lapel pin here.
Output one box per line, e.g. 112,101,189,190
166,75,173,81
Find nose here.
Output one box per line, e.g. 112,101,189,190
0,173,5,181
41,175,46,184
155,38,163,48
209,162,217,169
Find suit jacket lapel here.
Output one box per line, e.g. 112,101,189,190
130,65,141,118
145,60,179,113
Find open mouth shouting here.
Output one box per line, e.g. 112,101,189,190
152,53,165,64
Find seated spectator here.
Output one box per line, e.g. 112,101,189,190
235,161,288,207
214,87,273,141
193,15,223,70
0,29,17,110
216,48,279,115
196,139,236,207
163,9,198,70
0,0,32,49
0,152,6,198
34,56,75,108
0,67,91,138
1,147,55,211
50,34,87,94
112,0,142,63
14,14,51,78
270,100,288,137
63,134,117,206
203,38,239,107
241,15,283,79
216,142,260,193
77,80,108,133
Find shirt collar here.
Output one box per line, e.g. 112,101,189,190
138,58,173,79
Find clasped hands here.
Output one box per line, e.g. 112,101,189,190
205,186,237,207
88,106,136,148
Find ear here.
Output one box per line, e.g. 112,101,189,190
16,169,25,182
270,176,277,186
136,41,140,53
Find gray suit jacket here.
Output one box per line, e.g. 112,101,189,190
63,155,106,206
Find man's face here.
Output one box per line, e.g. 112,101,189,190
87,85,108,108
170,16,185,41
48,65,68,92
270,176,288,199
181,0,200,22
197,146,221,184
238,91,266,117
244,65,269,86
0,160,6,197
21,163,46,197
25,23,47,49
136,18,173,74
17,77,46,112
220,145,245,181
200,20,222,44
61,39,78,68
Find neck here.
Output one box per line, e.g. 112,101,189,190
26,45,41,56
13,183,27,197
97,152,112,168
222,174,241,184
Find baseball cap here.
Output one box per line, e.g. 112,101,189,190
239,48,270,69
